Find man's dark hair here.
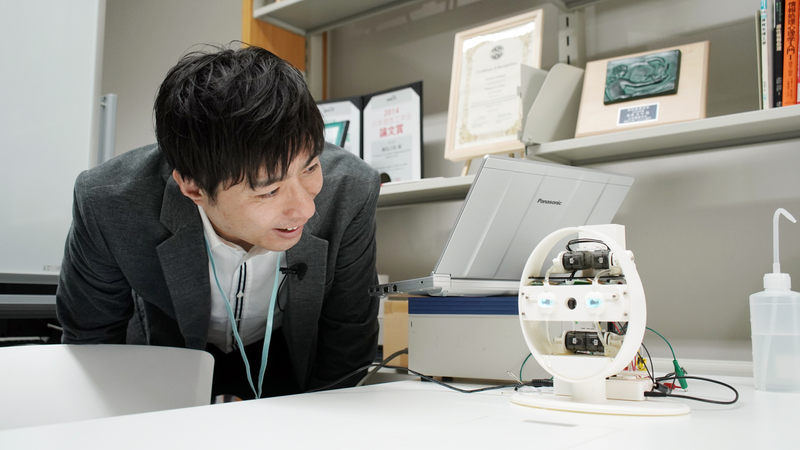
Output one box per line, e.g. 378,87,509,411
154,44,324,201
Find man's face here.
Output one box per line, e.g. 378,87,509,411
174,153,323,252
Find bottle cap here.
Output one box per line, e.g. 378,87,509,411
764,272,791,291
766,208,797,290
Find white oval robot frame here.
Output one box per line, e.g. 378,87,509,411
511,225,689,415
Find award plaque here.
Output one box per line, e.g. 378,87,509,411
575,41,709,138
444,9,544,162
362,81,423,183
603,50,681,105
318,96,363,158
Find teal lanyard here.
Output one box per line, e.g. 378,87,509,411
204,239,281,399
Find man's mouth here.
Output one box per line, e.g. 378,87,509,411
275,225,303,236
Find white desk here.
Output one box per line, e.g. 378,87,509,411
0,376,793,449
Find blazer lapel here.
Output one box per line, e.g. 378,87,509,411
156,175,211,349
283,224,328,388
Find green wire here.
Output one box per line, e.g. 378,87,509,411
646,326,687,389
646,327,677,360
519,353,532,381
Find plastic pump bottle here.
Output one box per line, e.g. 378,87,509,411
749,208,800,392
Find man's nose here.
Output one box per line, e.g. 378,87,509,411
285,181,316,220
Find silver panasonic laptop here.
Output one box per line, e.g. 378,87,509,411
368,155,634,297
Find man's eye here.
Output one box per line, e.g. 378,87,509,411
305,163,318,173
260,188,279,198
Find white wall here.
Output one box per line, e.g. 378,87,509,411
102,0,241,155
329,0,796,361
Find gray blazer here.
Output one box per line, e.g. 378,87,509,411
56,143,381,390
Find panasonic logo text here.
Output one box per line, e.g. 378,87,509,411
537,198,562,205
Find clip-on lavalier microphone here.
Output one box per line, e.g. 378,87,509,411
277,263,307,313
280,263,307,281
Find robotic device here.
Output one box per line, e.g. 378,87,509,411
511,224,689,415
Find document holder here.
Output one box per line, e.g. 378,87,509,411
519,63,584,146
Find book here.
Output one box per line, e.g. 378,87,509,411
756,10,764,110
784,0,799,106
761,1,773,109
775,0,784,107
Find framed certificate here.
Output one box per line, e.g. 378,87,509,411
318,96,363,158
362,81,423,183
444,9,544,162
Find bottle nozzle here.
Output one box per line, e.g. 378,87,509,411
773,208,797,274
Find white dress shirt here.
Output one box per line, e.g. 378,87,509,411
198,206,285,354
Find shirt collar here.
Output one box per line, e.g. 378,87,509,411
197,205,271,259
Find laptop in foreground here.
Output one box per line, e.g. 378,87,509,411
369,155,634,297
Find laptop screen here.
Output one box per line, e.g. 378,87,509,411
434,156,634,280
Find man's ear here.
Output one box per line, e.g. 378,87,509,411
172,170,205,205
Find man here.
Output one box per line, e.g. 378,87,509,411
56,45,381,400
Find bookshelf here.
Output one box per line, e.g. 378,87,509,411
255,1,793,206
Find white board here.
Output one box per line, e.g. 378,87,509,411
0,0,105,278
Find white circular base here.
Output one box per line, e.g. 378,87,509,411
511,393,690,416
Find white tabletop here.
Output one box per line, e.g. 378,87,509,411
0,376,794,449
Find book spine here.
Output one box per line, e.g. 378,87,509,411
784,0,799,106
775,0,784,107
757,11,764,109
761,1,772,108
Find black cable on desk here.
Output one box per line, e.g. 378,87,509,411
645,375,739,405
355,348,409,387
308,349,517,394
